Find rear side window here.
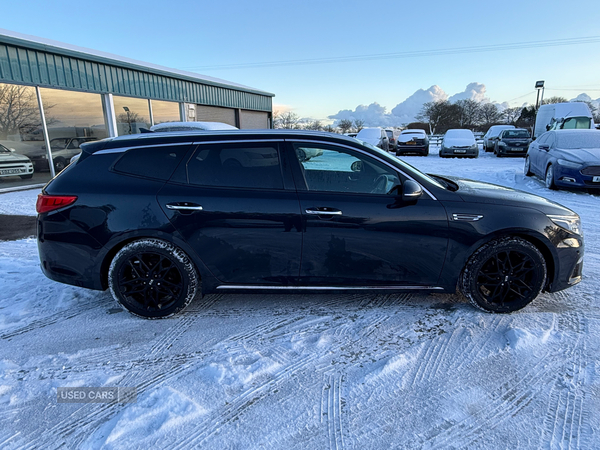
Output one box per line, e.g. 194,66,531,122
186,142,284,190
113,144,190,180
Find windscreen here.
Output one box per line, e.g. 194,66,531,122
503,130,530,138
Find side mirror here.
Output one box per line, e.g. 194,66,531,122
402,180,423,202
351,161,363,172
539,144,549,151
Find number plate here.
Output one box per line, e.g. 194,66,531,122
593,176,600,182
454,149,467,153
0,168,26,175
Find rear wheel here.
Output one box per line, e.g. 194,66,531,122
460,237,546,313
54,157,66,173
108,239,199,318
545,165,557,190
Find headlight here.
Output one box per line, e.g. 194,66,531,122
548,214,582,236
557,159,582,169
498,141,507,147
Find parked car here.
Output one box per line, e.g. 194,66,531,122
524,129,600,191
37,130,583,318
149,121,238,132
0,143,34,180
396,129,429,156
356,127,389,151
385,129,401,152
439,129,479,158
30,137,98,173
494,128,531,157
483,125,515,152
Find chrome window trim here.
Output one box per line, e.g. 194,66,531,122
288,138,438,200
94,142,195,155
192,139,284,145
217,285,444,291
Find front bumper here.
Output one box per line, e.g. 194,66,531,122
439,147,478,157
554,164,600,189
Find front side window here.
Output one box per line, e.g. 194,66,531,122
187,143,284,190
292,143,400,195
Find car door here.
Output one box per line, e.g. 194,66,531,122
288,140,449,287
529,133,548,175
157,140,303,285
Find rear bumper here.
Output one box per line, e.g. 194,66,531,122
439,147,477,157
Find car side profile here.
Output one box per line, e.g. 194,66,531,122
483,125,515,152
525,129,600,191
37,130,583,318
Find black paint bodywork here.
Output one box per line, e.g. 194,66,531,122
37,130,583,298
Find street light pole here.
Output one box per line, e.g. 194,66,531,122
123,106,132,134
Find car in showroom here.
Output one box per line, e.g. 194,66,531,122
494,128,532,157
0,143,34,180
524,129,600,191
483,125,515,152
396,129,429,156
37,130,583,318
356,127,389,151
30,137,98,173
439,129,479,158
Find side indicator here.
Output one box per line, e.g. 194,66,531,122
452,213,484,222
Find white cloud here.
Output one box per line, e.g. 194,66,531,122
390,85,447,124
328,102,401,127
447,82,490,103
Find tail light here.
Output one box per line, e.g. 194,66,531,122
36,194,77,214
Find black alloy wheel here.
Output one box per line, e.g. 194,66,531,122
460,237,546,313
109,239,199,318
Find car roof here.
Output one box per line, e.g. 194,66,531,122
80,129,363,155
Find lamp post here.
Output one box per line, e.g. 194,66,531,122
534,81,545,110
123,106,132,134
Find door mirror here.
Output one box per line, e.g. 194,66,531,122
351,160,363,172
402,180,423,201
539,144,550,151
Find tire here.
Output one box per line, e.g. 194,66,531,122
108,239,199,318
20,174,33,179
297,149,307,162
54,157,66,173
459,237,546,313
421,149,428,157
545,165,557,190
524,156,533,176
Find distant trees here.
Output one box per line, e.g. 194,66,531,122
541,96,568,105
0,84,43,139
353,119,365,132
273,111,300,129
338,119,353,134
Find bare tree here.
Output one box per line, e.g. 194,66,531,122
353,119,365,132
304,120,323,131
338,119,353,134
0,84,43,139
323,125,335,133
455,99,482,128
416,100,459,134
502,107,522,125
274,111,300,129
479,103,502,127
541,96,568,105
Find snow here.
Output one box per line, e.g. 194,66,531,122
0,188,40,216
0,148,599,448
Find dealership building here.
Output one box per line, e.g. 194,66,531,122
0,29,274,190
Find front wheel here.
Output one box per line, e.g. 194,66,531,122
108,239,199,318
545,165,557,190
524,156,533,176
459,237,546,313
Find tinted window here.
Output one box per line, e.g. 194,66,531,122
187,143,284,190
502,130,529,138
293,143,400,194
114,144,189,181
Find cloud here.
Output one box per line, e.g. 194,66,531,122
447,82,490,103
390,85,447,124
328,102,400,127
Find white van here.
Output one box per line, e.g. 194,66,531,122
534,102,594,138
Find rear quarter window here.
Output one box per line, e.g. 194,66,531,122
113,144,190,181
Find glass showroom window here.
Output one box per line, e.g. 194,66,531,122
0,83,44,188
39,88,107,174
112,96,151,136
151,99,181,125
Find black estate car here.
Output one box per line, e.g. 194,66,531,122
37,130,584,318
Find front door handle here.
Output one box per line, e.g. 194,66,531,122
305,208,342,216
165,203,203,211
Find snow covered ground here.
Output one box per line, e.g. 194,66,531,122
0,147,598,449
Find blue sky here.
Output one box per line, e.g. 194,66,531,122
3,0,600,122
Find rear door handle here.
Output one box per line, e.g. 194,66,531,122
305,208,342,216
165,203,203,211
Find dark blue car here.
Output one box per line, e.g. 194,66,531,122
524,129,600,191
